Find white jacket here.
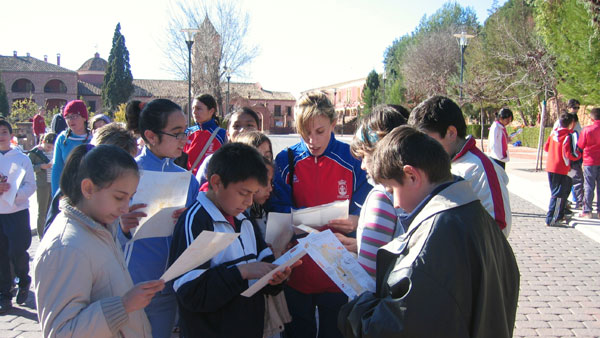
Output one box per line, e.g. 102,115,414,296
452,136,512,237
488,121,509,162
34,201,152,337
0,147,35,214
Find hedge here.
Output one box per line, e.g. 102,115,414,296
467,124,553,148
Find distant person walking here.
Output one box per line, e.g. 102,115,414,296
576,107,600,219
488,108,514,169
32,112,46,145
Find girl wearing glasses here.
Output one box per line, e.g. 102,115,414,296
120,98,200,338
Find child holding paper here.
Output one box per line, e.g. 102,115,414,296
35,144,164,337
0,120,36,313
169,142,296,338
119,99,200,337
270,92,371,338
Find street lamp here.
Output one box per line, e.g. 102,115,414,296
225,65,232,117
453,31,474,100
182,28,200,126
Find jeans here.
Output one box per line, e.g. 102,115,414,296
546,173,572,225
583,165,600,213
0,209,32,300
570,161,584,206
144,292,177,338
283,286,347,338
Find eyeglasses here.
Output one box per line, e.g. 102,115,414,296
64,114,81,120
157,130,189,140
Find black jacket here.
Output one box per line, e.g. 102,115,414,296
169,192,278,338
338,180,520,338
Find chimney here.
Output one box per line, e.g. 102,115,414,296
94,52,100,58
26,52,30,57
56,53,61,66
44,55,48,62
13,51,17,57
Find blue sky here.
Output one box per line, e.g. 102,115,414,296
1,0,506,96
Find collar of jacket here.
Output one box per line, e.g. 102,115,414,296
298,132,337,158
452,135,476,162
139,146,174,172
196,191,248,224
59,198,117,238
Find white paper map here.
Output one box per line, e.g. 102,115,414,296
0,162,26,206
161,231,239,282
131,170,191,240
299,230,375,299
292,200,349,227
241,244,307,297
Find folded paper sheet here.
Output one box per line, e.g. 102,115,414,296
265,212,294,258
1,163,26,206
241,243,307,297
131,170,191,240
161,231,239,282
291,200,349,227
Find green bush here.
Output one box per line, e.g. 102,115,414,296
467,124,553,148
466,124,491,138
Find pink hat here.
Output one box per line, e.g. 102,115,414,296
63,100,88,120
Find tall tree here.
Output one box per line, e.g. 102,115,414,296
0,75,8,117
102,23,134,112
362,70,380,116
164,0,258,109
535,0,600,104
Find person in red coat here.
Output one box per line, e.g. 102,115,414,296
32,113,46,144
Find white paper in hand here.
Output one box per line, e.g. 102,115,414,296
265,212,293,258
0,163,25,206
161,231,239,282
292,200,349,227
131,170,191,240
241,243,306,297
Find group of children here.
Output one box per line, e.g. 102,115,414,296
3,90,573,337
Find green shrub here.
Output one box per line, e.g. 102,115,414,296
466,124,491,138
467,124,553,148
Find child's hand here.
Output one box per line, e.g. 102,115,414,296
120,203,148,234
328,215,359,234
41,163,52,170
0,182,10,195
269,260,302,285
334,233,358,253
172,207,187,223
122,280,165,313
237,262,277,280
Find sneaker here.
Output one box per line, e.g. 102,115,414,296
577,212,592,219
564,207,574,215
16,282,30,305
0,298,12,314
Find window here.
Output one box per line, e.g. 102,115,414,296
11,79,35,93
44,79,67,93
274,105,281,116
287,106,292,116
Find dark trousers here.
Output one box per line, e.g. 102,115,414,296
583,165,600,213
547,173,572,225
0,209,32,300
283,286,347,338
493,158,506,169
36,182,51,238
570,161,584,206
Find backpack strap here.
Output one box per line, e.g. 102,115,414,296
190,127,221,173
287,148,295,208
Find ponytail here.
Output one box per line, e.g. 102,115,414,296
126,100,143,135
126,99,182,143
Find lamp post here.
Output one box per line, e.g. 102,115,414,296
182,28,200,126
225,65,231,117
453,31,474,100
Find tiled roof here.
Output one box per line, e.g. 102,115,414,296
78,55,108,72
0,55,76,73
230,82,295,101
133,79,188,98
78,81,102,95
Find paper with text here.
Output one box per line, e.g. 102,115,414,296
161,231,239,282
299,230,375,299
241,244,307,297
131,170,191,240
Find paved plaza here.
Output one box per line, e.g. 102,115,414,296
1,139,600,337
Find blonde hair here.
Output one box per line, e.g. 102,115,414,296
294,91,336,138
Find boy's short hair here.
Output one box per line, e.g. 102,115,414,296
92,123,137,156
591,107,600,121
206,142,268,188
567,99,580,109
408,96,466,138
370,125,452,185
0,120,13,134
559,112,575,128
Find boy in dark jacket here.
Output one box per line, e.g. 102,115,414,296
169,143,296,338
338,126,520,338
544,113,580,225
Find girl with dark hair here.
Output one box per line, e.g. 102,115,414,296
184,94,227,174
119,98,200,338
488,107,514,169
51,100,91,196
34,144,164,337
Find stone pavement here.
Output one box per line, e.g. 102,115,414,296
1,192,599,337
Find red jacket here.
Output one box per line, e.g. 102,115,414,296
184,119,226,174
545,128,581,175
577,120,600,166
32,114,46,135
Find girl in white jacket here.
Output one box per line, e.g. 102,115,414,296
488,108,514,169
34,144,164,337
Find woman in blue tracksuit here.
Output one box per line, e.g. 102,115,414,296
118,99,199,337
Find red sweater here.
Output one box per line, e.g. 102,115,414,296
544,128,581,175
577,120,600,166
